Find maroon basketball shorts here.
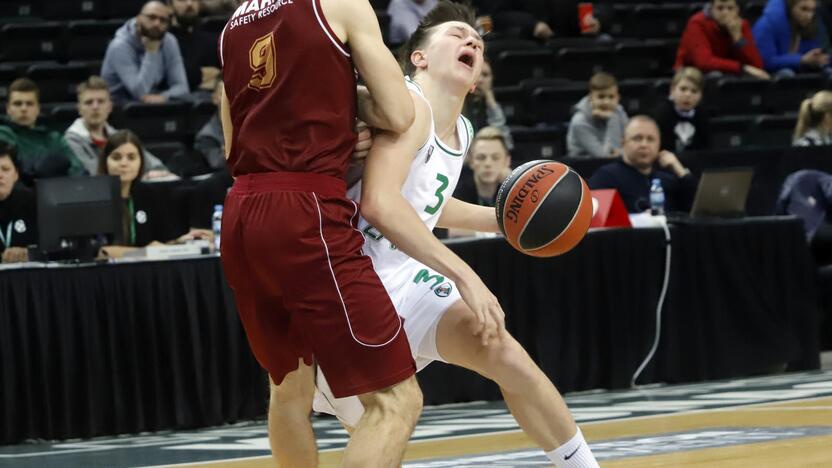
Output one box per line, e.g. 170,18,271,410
220,172,415,398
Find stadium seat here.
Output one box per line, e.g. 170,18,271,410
107,0,145,19
510,126,565,162
625,4,697,39
0,22,65,62
67,20,121,61
114,102,190,143
493,49,554,87
201,16,229,36
189,101,217,135
613,42,664,78
710,77,771,116
0,1,41,22
68,59,104,78
26,63,90,103
766,74,825,114
144,141,188,166
554,46,614,80
525,83,586,124
0,64,22,101
492,85,524,124
38,103,79,134
41,0,105,20
617,79,655,115
710,115,755,149
751,114,798,148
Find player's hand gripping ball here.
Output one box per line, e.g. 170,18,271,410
495,160,593,257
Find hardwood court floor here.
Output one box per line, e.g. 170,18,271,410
4,371,832,467
196,397,832,468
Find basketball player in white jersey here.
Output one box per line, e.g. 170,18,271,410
311,2,600,467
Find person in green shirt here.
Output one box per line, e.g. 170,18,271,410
0,78,86,184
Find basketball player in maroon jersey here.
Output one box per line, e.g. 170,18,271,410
216,0,423,466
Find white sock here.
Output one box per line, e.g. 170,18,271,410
546,427,599,468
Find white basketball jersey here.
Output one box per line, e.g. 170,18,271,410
349,77,474,294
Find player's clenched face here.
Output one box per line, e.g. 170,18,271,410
416,22,484,91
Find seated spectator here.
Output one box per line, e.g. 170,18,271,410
463,60,514,149
794,90,832,145
388,0,438,44
675,0,770,79
485,0,602,41
0,142,37,263
0,79,85,182
101,1,190,103
65,76,173,178
97,131,186,256
167,0,221,95
588,116,697,213
453,127,512,207
753,0,831,75
193,79,227,172
651,67,711,154
567,72,629,159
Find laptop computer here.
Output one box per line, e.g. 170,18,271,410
689,167,754,218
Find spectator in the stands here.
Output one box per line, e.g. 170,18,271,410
388,0,438,44
651,67,711,155
793,90,832,145
0,79,85,183
193,78,227,172
463,60,514,149
483,0,602,41
97,131,190,257
753,0,831,76
588,116,697,213
450,127,511,237
101,1,190,103
567,72,629,159
0,142,37,264
675,0,770,79
65,76,173,178
167,0,221,96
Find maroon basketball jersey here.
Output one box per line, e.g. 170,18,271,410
219,0,357,179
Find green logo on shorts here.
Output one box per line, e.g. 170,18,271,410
414,269,444,289
434,282,453,297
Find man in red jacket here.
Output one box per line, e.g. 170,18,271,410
675,0,770,79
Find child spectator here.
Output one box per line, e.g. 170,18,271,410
753,0,830,75
567,72,629,158
652,67,711,154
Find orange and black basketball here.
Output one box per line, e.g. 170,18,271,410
495,160,592,257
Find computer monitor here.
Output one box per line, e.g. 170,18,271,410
36,176,123,261
689,168,754,218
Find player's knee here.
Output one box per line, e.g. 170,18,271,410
489,337,537,390
361,376,422,425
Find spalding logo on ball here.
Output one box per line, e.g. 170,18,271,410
495,160,593,257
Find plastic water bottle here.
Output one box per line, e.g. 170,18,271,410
212,204,223,253
649,178,665,216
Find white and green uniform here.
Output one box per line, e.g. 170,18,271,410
313,78,474,426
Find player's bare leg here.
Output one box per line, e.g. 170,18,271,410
268,360,317,467
435,300,577,450
340,375,422,468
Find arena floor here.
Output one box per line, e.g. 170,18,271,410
2,369,832,468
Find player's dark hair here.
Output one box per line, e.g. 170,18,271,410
98,129,146,178
399,1,477,76
0,141,20,172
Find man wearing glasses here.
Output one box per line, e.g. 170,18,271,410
101,1,190,103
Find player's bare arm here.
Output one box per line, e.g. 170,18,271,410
362,94,504,345
321,0,414,132
436,198,501,233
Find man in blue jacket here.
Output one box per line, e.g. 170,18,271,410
752,0,830,75
101,1,190,103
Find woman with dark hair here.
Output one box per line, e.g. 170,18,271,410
753,0,831,75
97,130,197,256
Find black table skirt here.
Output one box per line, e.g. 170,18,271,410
0,217,818,444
